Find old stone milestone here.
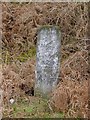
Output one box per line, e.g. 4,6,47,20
35,26,60,98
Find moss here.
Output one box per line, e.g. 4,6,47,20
17,46,36,62
27,47,36,57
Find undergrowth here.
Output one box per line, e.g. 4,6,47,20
3,97,65,118
17,46,36,62
1,2,89,118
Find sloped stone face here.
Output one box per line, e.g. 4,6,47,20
35,26,60,98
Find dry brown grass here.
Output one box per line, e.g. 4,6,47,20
2,2,88,62
50,80,88,118
2,58,35,104
50,46,89,118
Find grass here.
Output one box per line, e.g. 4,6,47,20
5,50,10,64
3,97,65,118
17,46,36,62
2,46,36,64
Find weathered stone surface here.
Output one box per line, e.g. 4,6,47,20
35,26,60,98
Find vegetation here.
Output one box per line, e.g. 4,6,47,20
17,46,36,62
1,2,89,119
3,97,65,118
